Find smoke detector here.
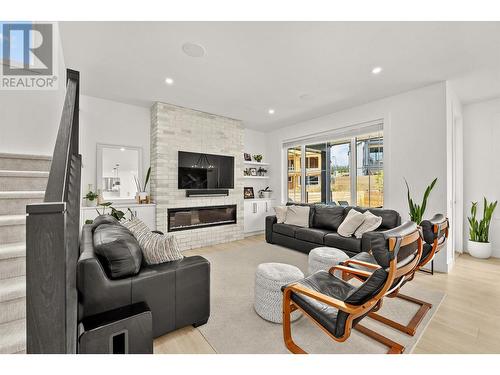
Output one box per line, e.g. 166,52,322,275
182,42,206,58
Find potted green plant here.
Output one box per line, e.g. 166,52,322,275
252,154,263,163
85,190,99,207
404,177,437,223
467,198,497,259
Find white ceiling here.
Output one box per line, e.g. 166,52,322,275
59,22,500,131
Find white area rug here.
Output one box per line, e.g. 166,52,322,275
197,242,445,354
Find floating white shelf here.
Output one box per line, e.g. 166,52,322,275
244,161,270,166
243,176,269,179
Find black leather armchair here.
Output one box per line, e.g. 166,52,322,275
282,221,422,354
77,225,210,338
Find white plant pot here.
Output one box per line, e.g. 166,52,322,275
86,199,97,207
467,240,492,259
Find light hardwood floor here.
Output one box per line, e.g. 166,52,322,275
154,235,500,354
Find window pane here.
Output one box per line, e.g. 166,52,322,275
305,143,326,203
329,141,351,205
287,147,302,203
356,133,383,207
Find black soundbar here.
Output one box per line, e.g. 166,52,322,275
186,189,229,197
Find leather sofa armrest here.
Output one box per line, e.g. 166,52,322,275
77,256,132,321
266,215,277,243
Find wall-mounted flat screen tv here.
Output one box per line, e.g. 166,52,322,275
178,151,234,189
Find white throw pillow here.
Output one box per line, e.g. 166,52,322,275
284,205,310,228
123,217,183,264
337,209,366,237
354,211,383,239
274,206,288,224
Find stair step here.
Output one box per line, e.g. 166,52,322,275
0,256,25,280
0,191,45,215
0,276,26,302
0,319,26,354
0,277,26,324
0,215,26,227
0,153,51,172
0,171,49,192
0,215,26,245
0,243,25,260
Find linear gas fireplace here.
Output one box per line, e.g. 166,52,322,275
168,204,237,232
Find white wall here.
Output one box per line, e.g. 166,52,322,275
0,23,66,156
267,82,451,271
79,95,150,196
463,97,500,257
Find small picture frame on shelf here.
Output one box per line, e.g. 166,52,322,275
249,167,257,176
244,153,252,161
243,187,254,199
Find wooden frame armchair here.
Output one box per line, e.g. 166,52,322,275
346,214,449,336
282,221,422,354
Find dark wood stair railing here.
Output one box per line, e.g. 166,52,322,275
26,69,81,354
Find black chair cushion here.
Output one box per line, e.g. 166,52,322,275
273,223,300,238
285,268,388,339
324,233,362,252
295,228,331,244
420,214,446,244
312,205,346,231
422,243,433,261
286,271,356,338
93,224,143,279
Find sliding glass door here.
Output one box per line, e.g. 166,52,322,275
305,143,327,203
285,127,383,207
329,140,352,205
287,146,302,203
356,132,383,207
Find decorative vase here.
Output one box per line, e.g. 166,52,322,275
467,240,492,259
136,191,149,204
86,199,97,207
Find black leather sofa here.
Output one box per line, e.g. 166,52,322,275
77,223,210,338
266,203,401,257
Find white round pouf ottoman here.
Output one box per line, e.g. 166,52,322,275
308,247,349,276
254,263,304,323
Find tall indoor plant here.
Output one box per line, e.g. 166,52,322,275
404,177,437,224
467,198,497,259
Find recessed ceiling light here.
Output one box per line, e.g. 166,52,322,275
165,77,174,85
120,147,125,151
182,42,206,58
268,108,275,115
372,66,383,75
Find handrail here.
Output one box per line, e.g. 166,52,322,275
45,69,79,202
26,69,81,354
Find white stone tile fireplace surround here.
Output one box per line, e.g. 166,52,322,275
150,102,244,251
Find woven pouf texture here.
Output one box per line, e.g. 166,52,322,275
254,262,304,323
308,247,350,276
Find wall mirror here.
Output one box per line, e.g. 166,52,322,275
96,144,143,202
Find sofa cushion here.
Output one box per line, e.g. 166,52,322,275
312,205,345,231
274,206,288,223
273,223,300,238
286,202,315,227
93,224,143,279
284,205,310,227
344,207,400,230
295,228,332,244
91,214,121,231
324,233,362,252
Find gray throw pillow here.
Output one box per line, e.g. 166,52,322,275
284,205,310,228
354,211,383,239
123,218,183,264
337,209,365,237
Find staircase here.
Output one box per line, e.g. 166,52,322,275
0,153,50,354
